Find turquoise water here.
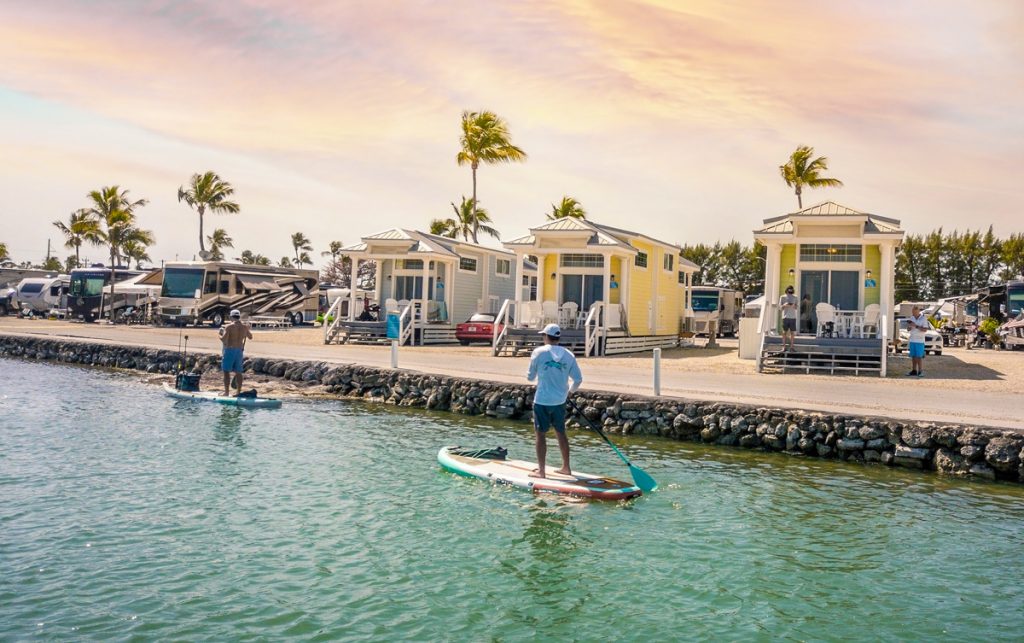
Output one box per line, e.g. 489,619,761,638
2,360,1023,641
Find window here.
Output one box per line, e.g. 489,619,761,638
459,256,478,273
799,244,862,263
395,259,424,270
678,271,687,285
161,268,204,298
496,258,511,276
560,254,604,268
635,252,648,268
691,290,720,312
663,254,674,271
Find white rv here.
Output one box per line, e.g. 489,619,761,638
13,275,69,315
690,287,744,336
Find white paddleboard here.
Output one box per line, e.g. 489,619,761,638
162,383,282,409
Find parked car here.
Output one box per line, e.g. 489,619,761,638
455,313,504,345
894,327,943,355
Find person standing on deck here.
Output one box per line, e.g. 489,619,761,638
779,285,798,351
527,324,583,478
906,305,928,377
219,309,253,395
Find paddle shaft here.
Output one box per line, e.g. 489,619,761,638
567,399,633,467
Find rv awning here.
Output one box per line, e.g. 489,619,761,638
236,274,279,290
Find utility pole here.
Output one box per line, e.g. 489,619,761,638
46,238,51,262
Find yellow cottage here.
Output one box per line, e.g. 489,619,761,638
496,218,697,356
753,201,904,375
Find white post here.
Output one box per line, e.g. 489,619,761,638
535,254,546,303
420,260,430,344
391,339,398,368
445,260,454,324
513,252,524,326
880,243,894,335
348,257,359,321
764,243,782,334
602,252,612,331
653,347,662,396
373,260,383,307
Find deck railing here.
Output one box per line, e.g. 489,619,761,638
492,298,516,356
584,302,604,357
398,304,415,346
322,296,345,344
755,302,776,371
879,313,889,377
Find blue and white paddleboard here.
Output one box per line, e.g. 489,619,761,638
163,383,283,409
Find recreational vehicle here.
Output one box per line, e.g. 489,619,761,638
153,261,319,327
690,287,743,336
13,275,69,315
68,267,146,322
976,280,1024,322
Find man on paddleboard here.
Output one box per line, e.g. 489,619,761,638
219,309,252,396
527,323,583,478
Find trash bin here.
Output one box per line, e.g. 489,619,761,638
738,317,760,359
386,313,400,339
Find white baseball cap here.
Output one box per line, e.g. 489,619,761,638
539,323,561,337
230,309,241,318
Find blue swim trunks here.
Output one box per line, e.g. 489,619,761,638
222,347,244,372
533,403,566,434
908,342,925,358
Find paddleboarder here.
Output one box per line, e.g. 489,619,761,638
527,323,583,478
219,309,253,396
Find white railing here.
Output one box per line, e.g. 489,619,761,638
492,299,516,356
398,304,414,346
755,301,775,371
584,302,604,357
322,296,345,344
879,313,889,377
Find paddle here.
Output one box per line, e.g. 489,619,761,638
567,399,658,493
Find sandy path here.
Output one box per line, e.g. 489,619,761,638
2,318,1021,430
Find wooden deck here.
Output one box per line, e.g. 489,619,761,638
324,320,457,345
759,335,884,376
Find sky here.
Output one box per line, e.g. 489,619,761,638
1,0,1022,266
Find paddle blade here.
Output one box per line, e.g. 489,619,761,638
629,464,658,493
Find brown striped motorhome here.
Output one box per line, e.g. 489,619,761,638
151,261,319,327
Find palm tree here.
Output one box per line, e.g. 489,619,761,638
547,196,587,220
279,256,294,268
291,232,312,267
121,239,152,269
322,240,344,264
0,242,8,263
456,110,527,240
779,146,843,209
207,228,234,261
177,171,240,254
429,218,458,238
449,197,499,242
86,186,152,319
52,209,103,269
237,250,271,266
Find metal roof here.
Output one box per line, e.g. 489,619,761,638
755,201,903,235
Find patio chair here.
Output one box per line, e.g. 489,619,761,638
606,303,623,329
815,303,837,337
559,302,579,328
385,298,399,313
541,300,559,324
521,301,542,328
855,304,881,338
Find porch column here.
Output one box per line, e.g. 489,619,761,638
535,254,546,303
421,260,431,330
445,260,454,324
621,258,630,328
513,252,524,326
373,260,382,306
764,243,782,333
880,242,894,325
602,252,612,331
348,257,360,321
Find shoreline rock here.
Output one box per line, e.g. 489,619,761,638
2,334,1021,485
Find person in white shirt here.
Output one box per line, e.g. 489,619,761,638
906,305,929,377
526,323,583,478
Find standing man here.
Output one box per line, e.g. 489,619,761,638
779,285,798,351
906,305,928,377
219,309,253,396
527,323,583,478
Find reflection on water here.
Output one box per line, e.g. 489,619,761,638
2,359,1023,642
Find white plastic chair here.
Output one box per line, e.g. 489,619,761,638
815,303,836,337
606,304,623,329
541,300,559,324
559,302,579,328
385,298,399,313
521,301,542,328
856,304,881,338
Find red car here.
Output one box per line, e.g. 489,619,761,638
455,313,504,345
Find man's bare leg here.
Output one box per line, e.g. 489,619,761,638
553,431,571,476
531,431,547,478
223,371,231,396
234,371,243,395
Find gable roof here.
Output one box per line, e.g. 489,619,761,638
505,218,678,252
755,201,903,235
343,228,511,258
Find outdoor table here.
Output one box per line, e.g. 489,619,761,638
833,310,865,338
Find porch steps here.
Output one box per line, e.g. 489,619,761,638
326,321,389,345
759,336,883,375
494,329,589,357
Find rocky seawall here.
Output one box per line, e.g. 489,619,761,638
2,334,1022,484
